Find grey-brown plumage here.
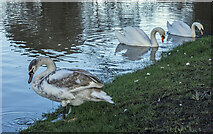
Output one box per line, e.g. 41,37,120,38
28,59,37,71
28,57,114,119
46,69,103,89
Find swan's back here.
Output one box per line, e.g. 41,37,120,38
37,69,104,102
167,21,192,37
115,30,130,44
115,26,151,46
43,69,103,91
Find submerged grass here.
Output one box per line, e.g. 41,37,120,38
21,36,212,132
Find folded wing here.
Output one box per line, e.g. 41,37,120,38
167,21,192,37
44,69,103,93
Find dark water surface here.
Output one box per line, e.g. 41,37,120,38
0,2,211,132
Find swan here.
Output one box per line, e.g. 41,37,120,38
28,57,114,119
115,26,165,47
167,20,204,37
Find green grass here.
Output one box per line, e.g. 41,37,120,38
21,36,212,133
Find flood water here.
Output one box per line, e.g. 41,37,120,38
0,2,211,132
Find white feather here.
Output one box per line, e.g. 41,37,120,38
48,70,73,81
167,21,192,37
115,27,151,46
68,81,103,93
91,91,114,104
41,80,75,100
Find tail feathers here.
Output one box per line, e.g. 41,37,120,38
91,91,114,104
167,21,172,33
166,21,172,30
167,21,171,27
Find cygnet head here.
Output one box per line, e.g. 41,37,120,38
28,58,39,83
28,57,54,83
193,22,204,35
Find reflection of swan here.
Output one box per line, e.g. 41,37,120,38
115,26,165,47
28,57,114,119
150,47,158,63
115,44,158,62
167,34,196,46
167,20,204,37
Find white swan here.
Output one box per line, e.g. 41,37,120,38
28,57,114,119
167,20,204,37
115,26,165,47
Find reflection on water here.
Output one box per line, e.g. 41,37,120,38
1,2,211,132
3,2,84,60
2,111,37,131
167,34,196,46
115,45,150,61
150,47,158,63
115,45,159,63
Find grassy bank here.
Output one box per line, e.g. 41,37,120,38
21,36,212,132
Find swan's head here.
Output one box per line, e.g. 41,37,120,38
28,57,55,83
155,27,166,43
28,58,39,83
193,22,204,35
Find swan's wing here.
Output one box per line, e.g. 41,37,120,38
134,27,152,45
174,21,192,33
167,21,182,35
115,27,140,45
42,69,103,93
167,21,172,33
69,69,103,84
175,21,191,30
115,30,130,45
123,26,151,46
167,21,192,36
123,26,142,45
115,26,151,46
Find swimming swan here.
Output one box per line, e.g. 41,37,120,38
167,20,204,37
115,26,165,47
28,57,114,119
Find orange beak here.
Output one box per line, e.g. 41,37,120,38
161,35,165,43
200,30,203,35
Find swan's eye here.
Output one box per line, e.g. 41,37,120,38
162,35,165,39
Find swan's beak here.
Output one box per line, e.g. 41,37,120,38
161,35,165,43
200,30,203,35
28,72,34,84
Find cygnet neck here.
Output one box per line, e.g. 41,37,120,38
33,57,56,83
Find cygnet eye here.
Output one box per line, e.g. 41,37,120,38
29,67,35,74
29,69,34,74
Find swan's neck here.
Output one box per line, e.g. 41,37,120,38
150,29,158,47
33,58,56,84
191,23,197,37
